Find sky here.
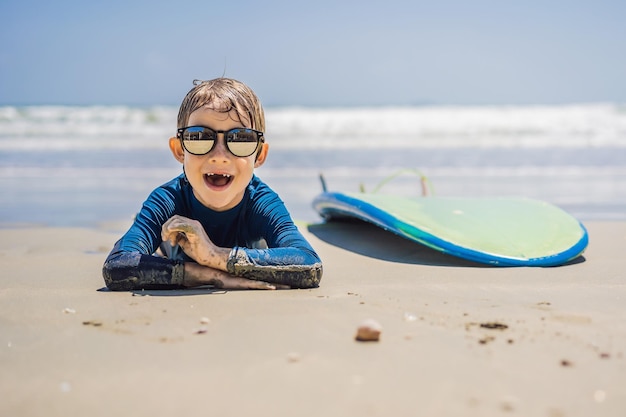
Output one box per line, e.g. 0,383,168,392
1,0,625,107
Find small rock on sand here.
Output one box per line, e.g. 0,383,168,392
355,319,382,342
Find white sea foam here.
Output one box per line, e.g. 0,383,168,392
0,106,174,150
1,104,625,150
1,104,624,224
267,104,626,149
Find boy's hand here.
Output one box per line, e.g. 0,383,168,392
162,215,229,270
184,263,289,290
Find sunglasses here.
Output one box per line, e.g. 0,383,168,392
176,126,264,157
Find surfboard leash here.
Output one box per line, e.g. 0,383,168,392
370,168,435,196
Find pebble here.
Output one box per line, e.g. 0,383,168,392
193,327,208,335
62,308,76,314
355,319,382,342
404,312,418,322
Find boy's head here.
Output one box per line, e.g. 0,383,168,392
177,78,265,132
169,78,270,212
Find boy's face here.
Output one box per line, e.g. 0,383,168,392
169,107,268,211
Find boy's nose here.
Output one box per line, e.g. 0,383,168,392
209,134,230,161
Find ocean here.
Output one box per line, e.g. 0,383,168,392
1,104,625,227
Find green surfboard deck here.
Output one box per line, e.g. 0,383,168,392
313,192,588,266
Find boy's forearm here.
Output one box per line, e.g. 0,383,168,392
183,262,283,290
183,262,231,287
194,246,231,272
227,247,323,289
103,252,185,291
103,244,322,291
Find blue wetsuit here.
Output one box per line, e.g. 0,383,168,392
102,174,322,290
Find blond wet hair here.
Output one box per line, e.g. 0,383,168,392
177,78,265,132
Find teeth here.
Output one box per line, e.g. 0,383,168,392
208,173,231,178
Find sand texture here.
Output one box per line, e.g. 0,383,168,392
1,221,625,417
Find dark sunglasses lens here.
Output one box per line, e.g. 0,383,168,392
226,129,260,157
182,127,215,154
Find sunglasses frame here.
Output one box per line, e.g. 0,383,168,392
176,126,265,157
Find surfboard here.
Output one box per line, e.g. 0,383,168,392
312,192,588,266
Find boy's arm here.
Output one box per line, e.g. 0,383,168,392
161,215,230,271
227,244,323,289
103,246,186,291
102,183,278,291
183,263,281,290
160,214,322,289
103,237,281,291
161,215,288,289
223,184,324,289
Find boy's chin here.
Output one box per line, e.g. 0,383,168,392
197,190,245,212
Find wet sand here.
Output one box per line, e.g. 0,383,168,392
1,221,625,416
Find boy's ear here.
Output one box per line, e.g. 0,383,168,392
169,137,185,163
254,143,269,168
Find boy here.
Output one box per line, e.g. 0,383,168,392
102,78,322,290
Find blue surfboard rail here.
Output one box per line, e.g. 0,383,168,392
313,191,589,267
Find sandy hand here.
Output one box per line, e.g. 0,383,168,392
161,215,224,268
183,263,290,290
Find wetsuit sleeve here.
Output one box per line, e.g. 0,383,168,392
102,187,185,291
226,188,323,289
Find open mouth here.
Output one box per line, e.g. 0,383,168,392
204,173,233,188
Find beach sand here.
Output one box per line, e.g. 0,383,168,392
1,220,625,417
